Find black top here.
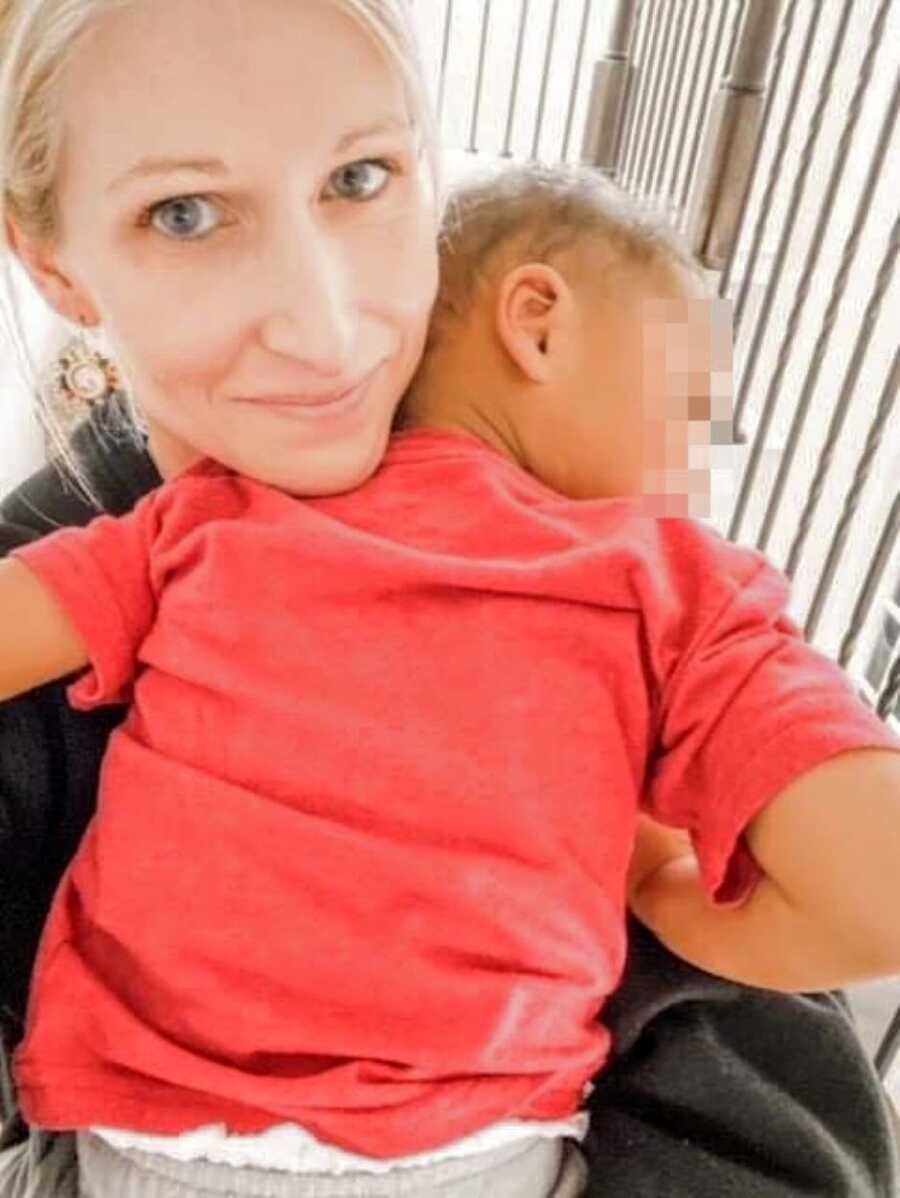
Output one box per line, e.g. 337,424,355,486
0,402,895,1195
0,401,159,1029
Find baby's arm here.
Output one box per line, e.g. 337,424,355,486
631,747,900,992
633,524,900,994
0,558,89,701
0,485,166,708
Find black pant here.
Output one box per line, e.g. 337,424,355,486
582,919,899,1196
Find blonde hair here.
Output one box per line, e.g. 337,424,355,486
0,0,439,494
429,162,705,344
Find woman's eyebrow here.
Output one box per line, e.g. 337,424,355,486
333,115,411,154
106,118,412,196
106,157,228,195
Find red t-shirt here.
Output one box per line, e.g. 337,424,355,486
12,429,899,1156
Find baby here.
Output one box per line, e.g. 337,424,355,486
2,164,898,1188
401,163,733,520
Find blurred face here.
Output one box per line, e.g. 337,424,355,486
560,262,733,513
45,0,439,494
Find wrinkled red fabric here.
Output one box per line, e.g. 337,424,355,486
12,430,898,1156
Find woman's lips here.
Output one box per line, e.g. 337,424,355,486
233,365,381,416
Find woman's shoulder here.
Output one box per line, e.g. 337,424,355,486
0,462,98,538
0,410,136,1031
0,400,160,537
0,519,42,556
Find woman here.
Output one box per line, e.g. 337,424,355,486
0,0,896,1194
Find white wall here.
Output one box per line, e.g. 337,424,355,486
0,256,64,497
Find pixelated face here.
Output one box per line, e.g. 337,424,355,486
636,285,733,517
50,0,439,495
560,264,733,516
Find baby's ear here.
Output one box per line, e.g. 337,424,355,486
495,263,576,384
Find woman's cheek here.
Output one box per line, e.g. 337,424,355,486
104,296,232,404
356,192,439,309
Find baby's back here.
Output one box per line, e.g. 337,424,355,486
13,427,806,1156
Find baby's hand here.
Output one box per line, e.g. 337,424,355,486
626,814,694,903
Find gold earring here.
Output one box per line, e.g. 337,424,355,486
51,316,121,409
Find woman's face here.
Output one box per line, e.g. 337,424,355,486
43,0,440,494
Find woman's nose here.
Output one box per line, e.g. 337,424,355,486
257,220,355,376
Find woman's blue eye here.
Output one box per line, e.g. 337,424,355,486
142,159,397,239
149,196,220,240
327,159,394,202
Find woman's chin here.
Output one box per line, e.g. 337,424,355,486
264,434,391,499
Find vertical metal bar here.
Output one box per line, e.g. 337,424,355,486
608,0,641,55
622,1,666,187
754,62,899,555
839,495,900,672
877,655,900,724
805,349,900,644
617,0,656,183
436,0,454,126
669,0,715,209
678,0,732,213
726,2,862,540
730,0,817,334
643,0,687,200
531,0,561,160
608,15,642,177
704,0,742,105
579,0,639,172
653,0,702,203
633,0,679,196
562,0,593,162
791,215,899,594
501,0,531,158
467,0,493,154
685,0,786,269
722,0,749,78
719,0,800,311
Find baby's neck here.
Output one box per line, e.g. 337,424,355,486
398,388,526,472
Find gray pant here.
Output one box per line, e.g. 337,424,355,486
0,1129,587,1197
0,1128,78,1197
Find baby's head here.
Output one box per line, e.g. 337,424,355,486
402,164,732,513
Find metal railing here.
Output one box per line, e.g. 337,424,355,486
415,0,899,728
413,0,900,1077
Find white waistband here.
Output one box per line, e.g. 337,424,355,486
91,1114,588,1176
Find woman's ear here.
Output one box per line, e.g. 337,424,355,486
4,219,98,326
494,262,577,384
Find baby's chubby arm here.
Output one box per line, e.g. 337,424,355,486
0,557,89,701
629,747,900,992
